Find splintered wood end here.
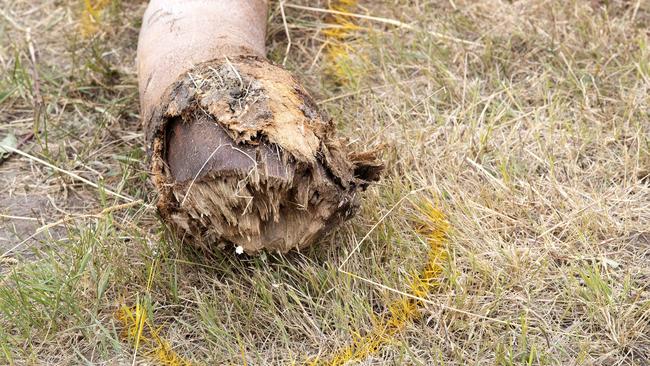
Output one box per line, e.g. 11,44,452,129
145,56,382,253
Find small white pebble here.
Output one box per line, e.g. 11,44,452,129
235,245,244,255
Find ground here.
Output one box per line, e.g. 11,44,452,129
0,0,649,365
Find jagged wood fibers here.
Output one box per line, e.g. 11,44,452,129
146,56,382,253
137,0,381,253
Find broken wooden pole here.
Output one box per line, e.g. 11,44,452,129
137,0,382,253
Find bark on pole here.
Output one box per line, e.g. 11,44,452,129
137,0,382,253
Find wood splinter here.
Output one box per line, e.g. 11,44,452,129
138,0,383,253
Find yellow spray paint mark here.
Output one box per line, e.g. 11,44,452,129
310,202,449,365
117,259,194,366
80,0,111,37
117,304,194,366
323,0,363,84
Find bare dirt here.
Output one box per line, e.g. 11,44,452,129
0,159,88,259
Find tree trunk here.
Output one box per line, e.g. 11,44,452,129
137,0,382,253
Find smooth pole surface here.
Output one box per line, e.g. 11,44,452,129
137,0,268,121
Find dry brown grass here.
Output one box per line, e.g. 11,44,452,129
0,0,649,365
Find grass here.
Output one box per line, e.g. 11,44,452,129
0,0,649,364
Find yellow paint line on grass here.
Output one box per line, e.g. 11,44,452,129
116,259,195,366
311,201,449,365
117,304,194,366
80,0,110,37
323,0,363,84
